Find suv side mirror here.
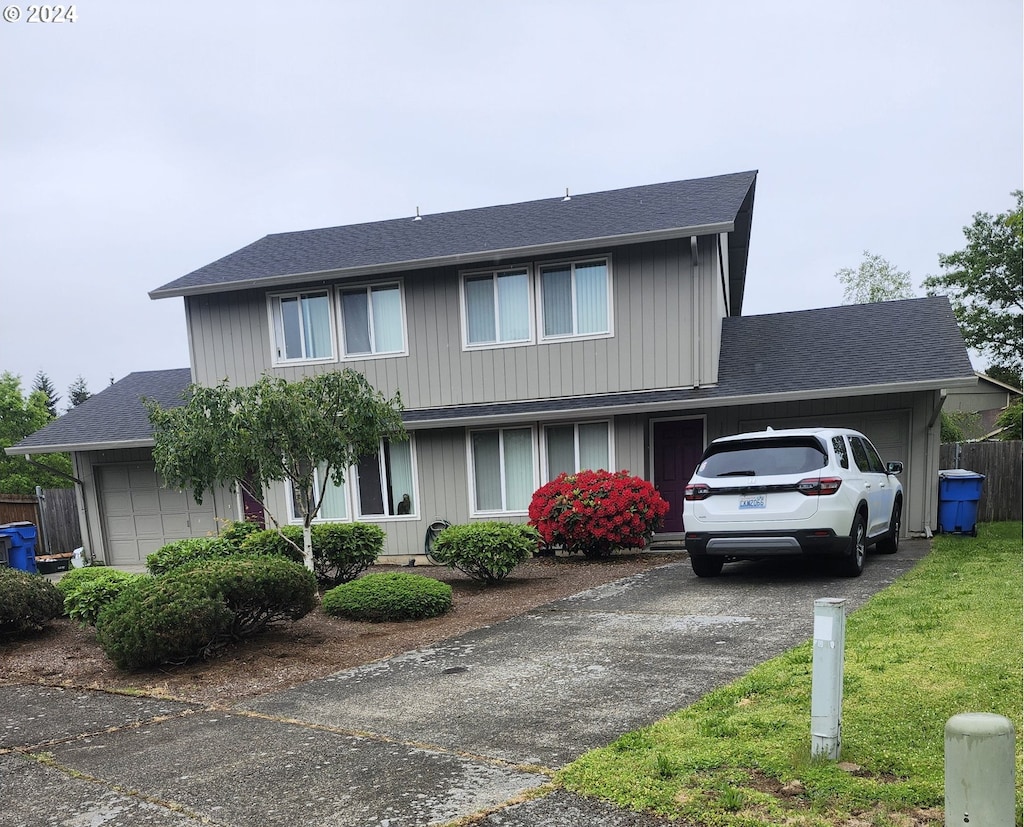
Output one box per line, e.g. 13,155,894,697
887,461,904,475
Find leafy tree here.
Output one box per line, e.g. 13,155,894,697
835,251,916,305
31,371,60,419
924,191,1023,388
0,372,74,493
67,376,91,408
995,400,1022,440
146,370,406,570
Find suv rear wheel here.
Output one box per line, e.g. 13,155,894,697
838,512,866,578
690,554,724,578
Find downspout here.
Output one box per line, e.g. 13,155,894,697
923,391,948,539
25,455,94,562
691,236,701,388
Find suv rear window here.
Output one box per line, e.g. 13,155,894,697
698,437,828,478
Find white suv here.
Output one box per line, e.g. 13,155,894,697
683,427,903,578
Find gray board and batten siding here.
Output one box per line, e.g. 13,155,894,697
185,236,728,406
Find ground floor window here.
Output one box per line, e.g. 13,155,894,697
544,421,610,479
470,427,536,513
356,438,416,517
289,462,348,522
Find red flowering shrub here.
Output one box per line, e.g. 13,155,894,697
528,470,670,558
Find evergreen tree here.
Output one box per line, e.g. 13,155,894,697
67,375,92,408
31,371,60,419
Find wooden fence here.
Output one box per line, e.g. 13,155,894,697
0,489,83,555
939,440,1023,523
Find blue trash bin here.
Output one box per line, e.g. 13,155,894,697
0,522,38,573
937,470,985,536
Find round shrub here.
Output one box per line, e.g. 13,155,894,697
238,526,305,565
95,577,234,671
431,522,539,583
218,519,263,547
529,470,670,557
56,566,141,626
0,568,63,637
311,522,384,586
321,573,452,622
146,536,239,576
167,555,317,637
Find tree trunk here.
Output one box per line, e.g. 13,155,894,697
302,523,314,572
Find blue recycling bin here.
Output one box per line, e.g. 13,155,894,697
0,522,38,573
937,470,985,536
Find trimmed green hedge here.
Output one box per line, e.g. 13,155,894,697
56,566,141,626
431,521,539,583
95,555,317,670
0,568,63,637
240,523,382,586
321,572,452,622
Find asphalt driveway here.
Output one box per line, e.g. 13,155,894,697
0,541,930,826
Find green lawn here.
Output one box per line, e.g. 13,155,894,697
558,523,1023,826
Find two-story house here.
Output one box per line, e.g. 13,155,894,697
11,170,977,565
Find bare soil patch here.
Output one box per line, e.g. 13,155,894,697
0,554,683,707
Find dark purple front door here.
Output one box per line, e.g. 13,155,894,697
653,419,704,533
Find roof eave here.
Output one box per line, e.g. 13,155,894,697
401,376,978,429
149,221,735,299
5,438,155,456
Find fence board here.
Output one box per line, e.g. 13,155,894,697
939,440,1023,523
38,488,82,554
0,494,39,526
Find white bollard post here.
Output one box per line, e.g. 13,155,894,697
945,713,1016,826
811,597,846,760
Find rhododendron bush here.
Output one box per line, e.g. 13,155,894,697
528,470,669,557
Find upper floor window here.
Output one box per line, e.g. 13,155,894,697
270,290,334,363
540,259,610,339
463,268,531,347
544,421,611,480
340,284,406,358
355,438,416,518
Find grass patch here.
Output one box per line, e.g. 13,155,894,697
558,522,1023,826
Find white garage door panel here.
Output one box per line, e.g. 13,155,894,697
98,462,217,566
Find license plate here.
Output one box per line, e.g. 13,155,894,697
739,494,766,510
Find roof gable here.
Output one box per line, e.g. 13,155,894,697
150,171,758,308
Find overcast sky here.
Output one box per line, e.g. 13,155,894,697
2,1,1020,408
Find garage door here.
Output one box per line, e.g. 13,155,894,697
737,411,909,466
98,463,218,565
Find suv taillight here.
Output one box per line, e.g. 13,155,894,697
684,483,711,501
797,477,843,496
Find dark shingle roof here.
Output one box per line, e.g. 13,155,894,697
7,369,192,454
404,297,976,424
715,296,975,395
150,171,758,308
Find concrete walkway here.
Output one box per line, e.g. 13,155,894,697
0,542,930,826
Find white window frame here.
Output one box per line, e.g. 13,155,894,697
459,266,535,350
268,289,337,365
467,426,538,516
286,464,352,525
337,281,409,360
541,420,614,482
353,436,419,521
538,257,613,342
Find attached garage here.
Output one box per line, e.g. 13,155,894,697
97,462,218,565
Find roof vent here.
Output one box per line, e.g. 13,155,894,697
413,206,422,222
562,188,571,202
